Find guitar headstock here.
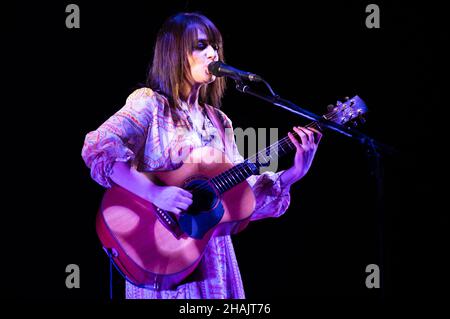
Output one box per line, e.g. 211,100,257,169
325,96,368,127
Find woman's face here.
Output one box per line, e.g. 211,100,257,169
187,29,219,86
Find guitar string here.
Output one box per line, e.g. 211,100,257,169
182,105,349,195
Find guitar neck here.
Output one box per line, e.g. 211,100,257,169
210,121,320,194
209,95,367,195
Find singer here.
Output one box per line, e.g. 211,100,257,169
81,12,322,299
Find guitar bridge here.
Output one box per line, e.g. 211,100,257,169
155,207,184,239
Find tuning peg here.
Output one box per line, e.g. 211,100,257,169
344,96,350,101
327,104,335,111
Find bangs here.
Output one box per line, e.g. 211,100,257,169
183,17,223,52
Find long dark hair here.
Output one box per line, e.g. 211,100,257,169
146,12,226,110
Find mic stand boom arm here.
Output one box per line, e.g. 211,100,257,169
234,81,396,155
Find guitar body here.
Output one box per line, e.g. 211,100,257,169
96,146,256,290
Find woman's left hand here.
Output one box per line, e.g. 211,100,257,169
281,126,322,186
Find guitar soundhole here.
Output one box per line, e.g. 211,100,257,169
184,178,219,215
178,177,224,239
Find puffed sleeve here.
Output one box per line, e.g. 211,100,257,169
81,88,155,188
219,110,291,221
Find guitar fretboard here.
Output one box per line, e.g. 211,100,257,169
210,127,311,194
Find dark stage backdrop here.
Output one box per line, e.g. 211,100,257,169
5,0,445,307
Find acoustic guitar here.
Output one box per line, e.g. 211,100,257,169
96,96,367,290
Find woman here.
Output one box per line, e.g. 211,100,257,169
82,12,321,299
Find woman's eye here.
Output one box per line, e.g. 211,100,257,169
194,40,219,51
195,41,208,50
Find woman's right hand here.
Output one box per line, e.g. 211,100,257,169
148,185,193,215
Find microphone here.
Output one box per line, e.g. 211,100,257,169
208,61,263,82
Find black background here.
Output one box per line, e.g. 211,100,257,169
5,0,446,308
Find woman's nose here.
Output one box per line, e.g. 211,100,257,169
206,45,218,60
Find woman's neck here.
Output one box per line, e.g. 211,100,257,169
181,82,203,111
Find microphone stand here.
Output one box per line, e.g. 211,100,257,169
234,79,396,298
